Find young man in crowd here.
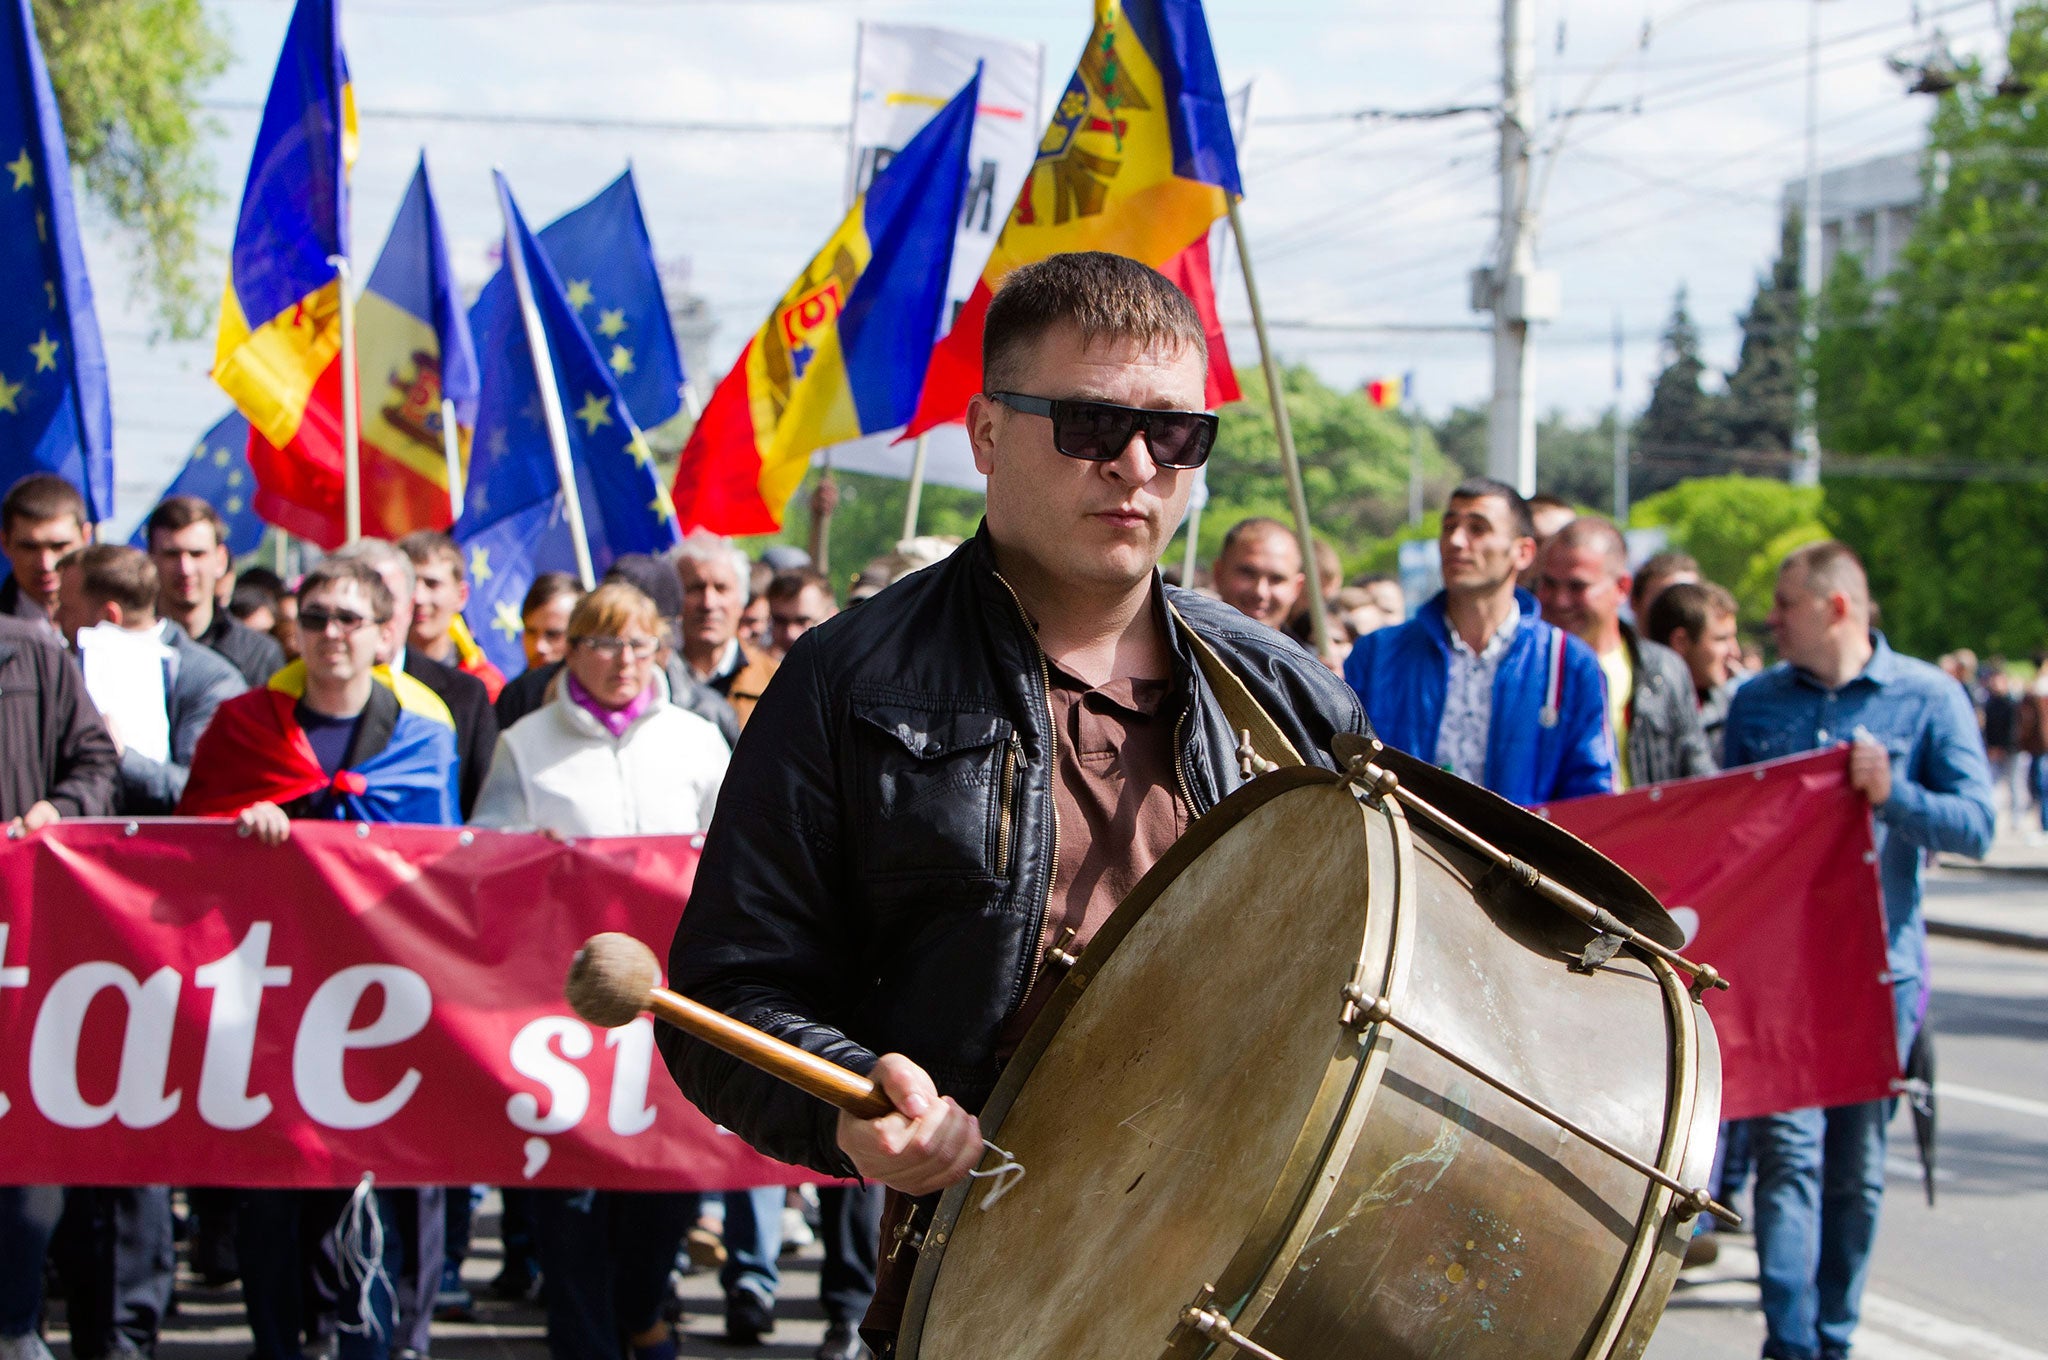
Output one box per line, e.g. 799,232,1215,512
1346,478,1613,806
1208,516,1304,633
1723,541,1991,1360
178,559,459,1360
145,495,284,688
764,568,838,659
398,531,506,700
1534,516,1715,788
1,473,90,636
1645,579,1744,764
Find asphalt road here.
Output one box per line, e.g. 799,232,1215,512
1646,930,2048,1360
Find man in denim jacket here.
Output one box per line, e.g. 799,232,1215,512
1722,540,1992,1360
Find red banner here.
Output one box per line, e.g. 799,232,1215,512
0,821,821,1190
1543,748,1901,1121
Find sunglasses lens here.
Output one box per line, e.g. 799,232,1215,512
1052,401,1140,461
1145,414,1214,469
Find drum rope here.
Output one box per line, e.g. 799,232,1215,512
968,1137,1026,1210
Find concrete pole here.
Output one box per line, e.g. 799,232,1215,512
1612,312,1629,523
1488,0,1538,495
1791,0,1824,487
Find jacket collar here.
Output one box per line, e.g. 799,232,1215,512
1788,630,1901,692
550,666,673,739
1418,586,1539,652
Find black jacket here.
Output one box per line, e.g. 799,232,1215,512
113,624,247,814
0,617,117,821
0,575,57,636
1621,622,1716,787
404,650,497,818
659,527,1368,1177
191,609,285,690
496,655,741,750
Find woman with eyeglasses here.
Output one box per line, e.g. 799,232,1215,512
468,581,727,1360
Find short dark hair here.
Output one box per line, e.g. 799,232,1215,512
1547,515,1629,574
1644,580,1737,647
1216,516,1298,565
522,571,584,619
1630,550,1699,613
144,495,228,551
59,544,157,617
1526,492,1573,517
1782,539,1868,610
397,530,465,582
230,578,282,622
3,473,88,536
297,559,395,622
983,252,1209,394
765,567,832,605
1446,477,1534,539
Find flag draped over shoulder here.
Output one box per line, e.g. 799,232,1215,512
129,412,264,557
177,662,458,826
456,173,681,679
905,0,1243,438
670,71,980,536
0,0,112,520
212,0,356,545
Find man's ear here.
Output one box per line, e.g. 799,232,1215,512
965,393,999,476
1512,536,1539,574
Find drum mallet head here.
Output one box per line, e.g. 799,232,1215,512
565,932,660,1029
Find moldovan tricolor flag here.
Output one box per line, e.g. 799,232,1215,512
903,0,1243,438
210,0,356,545
669,71,979,536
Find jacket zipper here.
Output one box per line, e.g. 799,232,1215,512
992,570,1058,1016
994,731,1021,877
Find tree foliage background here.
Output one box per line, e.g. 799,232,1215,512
33,0,228,339
1813,2,2048,658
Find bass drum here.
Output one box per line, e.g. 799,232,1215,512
897,745,1721,1360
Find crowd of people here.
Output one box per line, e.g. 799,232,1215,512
0,250,2005,1360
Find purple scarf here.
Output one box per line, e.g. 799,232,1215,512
566,671,655,738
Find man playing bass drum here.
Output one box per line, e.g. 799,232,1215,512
657,252,1366,1353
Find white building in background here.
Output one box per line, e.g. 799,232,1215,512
1783,149,1925,287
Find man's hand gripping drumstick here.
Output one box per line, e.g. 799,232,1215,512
564,933,1020,1204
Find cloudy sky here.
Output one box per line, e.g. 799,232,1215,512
81,0,2006,531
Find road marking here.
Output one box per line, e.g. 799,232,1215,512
1685,1241,2048,1360
1939,1081,2048,1122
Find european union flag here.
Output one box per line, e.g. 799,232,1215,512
0,0,111,520
470,168,685,430
457,171,681,678
129,412,265,558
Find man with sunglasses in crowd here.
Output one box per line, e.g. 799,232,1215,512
659,251,1366,1357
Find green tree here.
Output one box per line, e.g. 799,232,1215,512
1723,210,1802,454
33,0,229,338
1629,475,1825,625
1639,286,1729,481
747,467,986,598
1813,1,2048,656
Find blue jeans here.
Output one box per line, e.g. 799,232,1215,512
533,1190,691,1360
717,1187,785,1310
1749,975,1920,1360
0,1186,63,1338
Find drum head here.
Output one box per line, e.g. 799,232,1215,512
902,771,1376,1359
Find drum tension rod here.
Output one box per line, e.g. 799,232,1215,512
1340,983,1742,1228
1172,1286,1294,1360
1342,753,1729,997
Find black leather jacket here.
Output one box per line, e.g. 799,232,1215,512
658,527,1369,1176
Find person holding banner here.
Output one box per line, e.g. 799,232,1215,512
177,557,459,1360
470,580,727,1360
659,253,1366,1350
1724,541,1992,1360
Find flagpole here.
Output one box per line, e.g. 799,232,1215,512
440,397,464,518
900,434,929,541
496,175,596,588
1181,472,1204,586
327,254,361,543
1226,197,1332,660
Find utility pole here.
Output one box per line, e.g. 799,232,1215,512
1792,0,1824,487
1478,0,1554,496
1612,312,1629,522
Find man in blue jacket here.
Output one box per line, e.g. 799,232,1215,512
1724,541,1991,1360
1345,478,1614,806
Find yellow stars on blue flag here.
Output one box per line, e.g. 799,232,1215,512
468,545,493,584
0,372,20,413
212,446,232,468
595,308,626,338
5,147,30,191
626,433,653,467
648,480,677,524
492,599,523,642
608,345,634,377
564,278,594,310
575,392,612,435
28,331,56,372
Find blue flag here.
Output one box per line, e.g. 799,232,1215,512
469,168,685,430
0,0,111,520
457,172,681,678
129,412,265,558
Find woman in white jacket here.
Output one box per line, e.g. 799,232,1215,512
468,581,727,1360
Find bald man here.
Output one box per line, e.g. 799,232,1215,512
1210,517,1304,631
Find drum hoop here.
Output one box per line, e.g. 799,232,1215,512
1173,774,1423,1354
898,767,1370,1360
1576,951,1705,1359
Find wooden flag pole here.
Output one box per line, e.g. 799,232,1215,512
496,173,596,589
809,456,837,581
327,254,362,544
901,434,930,542
1226,197,1332,659
440,397,464,519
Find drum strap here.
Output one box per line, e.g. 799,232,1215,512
1169,603,1306,772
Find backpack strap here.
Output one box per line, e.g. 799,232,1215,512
1168,602,1305,773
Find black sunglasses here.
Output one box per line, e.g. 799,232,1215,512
298,606,381,636
988,391,1218,470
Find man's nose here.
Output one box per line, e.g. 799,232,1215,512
1107,429,1159,482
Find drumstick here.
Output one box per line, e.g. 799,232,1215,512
564,932,892,1120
